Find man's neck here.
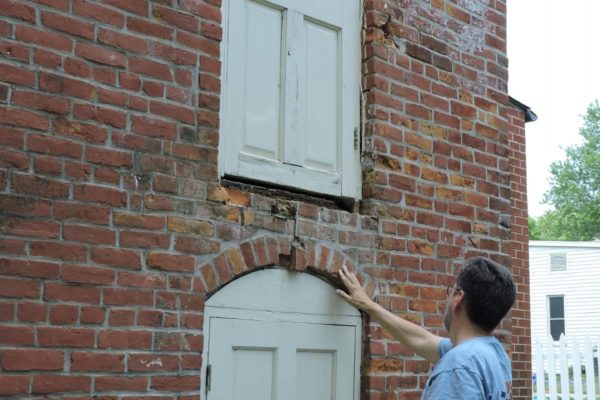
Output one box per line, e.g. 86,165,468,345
450,322,490,346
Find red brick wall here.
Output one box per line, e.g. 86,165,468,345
0,0,529,398
508,106,532,399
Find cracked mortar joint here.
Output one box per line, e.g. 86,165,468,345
375,281,388,296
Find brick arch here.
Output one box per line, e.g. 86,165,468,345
196,235,375,299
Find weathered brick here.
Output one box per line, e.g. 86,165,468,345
0,277,39,298
167,216,214,236
61,264,115,285
0,375,29,395
0,106,49,130
151,375,200,392
31,240,87,262
72,0,124,26
129,57,173,80
153,4,199,32
98,330,152,350
120,231,170,249
74,184,127,207
129,353,179,372
109,308,135,326
37,327,95,347
0,258,59,279
41,11,95,39
0,0,36,22
98,28,148,53
75,42,127,67
73,103,127,129
92,247,142,270
32,375,91,394
95,376,147,391
147,252,195,273
128,17,174,40
71,352,124,372
44,283,101,304
63,224,115,245
16,25,73,51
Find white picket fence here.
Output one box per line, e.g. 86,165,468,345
534,335,600,400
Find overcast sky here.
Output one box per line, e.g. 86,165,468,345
507,0,600,217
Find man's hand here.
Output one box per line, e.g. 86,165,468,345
336,264,375,312
336,264,443,364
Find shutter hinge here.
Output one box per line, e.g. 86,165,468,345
353,127,359,150
206,364,211,392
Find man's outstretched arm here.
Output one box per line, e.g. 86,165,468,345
336,264,443,364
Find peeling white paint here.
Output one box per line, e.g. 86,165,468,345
144,358,164,368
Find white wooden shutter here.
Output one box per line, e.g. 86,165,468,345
221,0,361,198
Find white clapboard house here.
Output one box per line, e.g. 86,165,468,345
530,241,600,342
530,241,600,399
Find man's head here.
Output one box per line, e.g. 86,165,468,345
445,257,516,333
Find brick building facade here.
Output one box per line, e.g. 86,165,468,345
0,0,533,398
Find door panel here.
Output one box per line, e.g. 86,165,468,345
296,351,335,400
233,348,277,400
207,317,356,400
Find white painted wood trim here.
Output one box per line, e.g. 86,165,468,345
238,153,341,196
217,0,230,178
205,268,360,316
340,0,362,199
205,308,361,326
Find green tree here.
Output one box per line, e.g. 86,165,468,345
528,217,541,240
531,100,600,240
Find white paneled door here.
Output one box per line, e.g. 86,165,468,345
208,318,356,400
202,269,362,399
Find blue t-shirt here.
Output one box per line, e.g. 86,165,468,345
421,337,512,400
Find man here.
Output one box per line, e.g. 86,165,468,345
336,256,515,399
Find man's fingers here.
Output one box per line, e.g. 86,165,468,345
338,268,351,287
341,264,359,285
336,289,352,303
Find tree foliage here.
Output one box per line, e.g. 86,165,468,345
530,100,600,241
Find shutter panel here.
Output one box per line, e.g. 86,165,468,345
222,0,284,174
222,0,360,198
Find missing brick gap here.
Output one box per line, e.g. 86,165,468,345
381,13,400,49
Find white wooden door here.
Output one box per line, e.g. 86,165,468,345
208,318,356,400
202,269,362,399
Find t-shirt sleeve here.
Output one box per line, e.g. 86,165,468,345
424,368,485,400
438,338,453,358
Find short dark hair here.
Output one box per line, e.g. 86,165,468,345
457,257,516,332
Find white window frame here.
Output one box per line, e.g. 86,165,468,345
218,0,362,199
547,295,565,341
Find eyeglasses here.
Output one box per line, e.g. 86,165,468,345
446,285,462,297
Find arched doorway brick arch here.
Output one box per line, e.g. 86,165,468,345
194,235,375,299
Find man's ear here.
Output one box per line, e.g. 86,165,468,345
453,290,466,311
